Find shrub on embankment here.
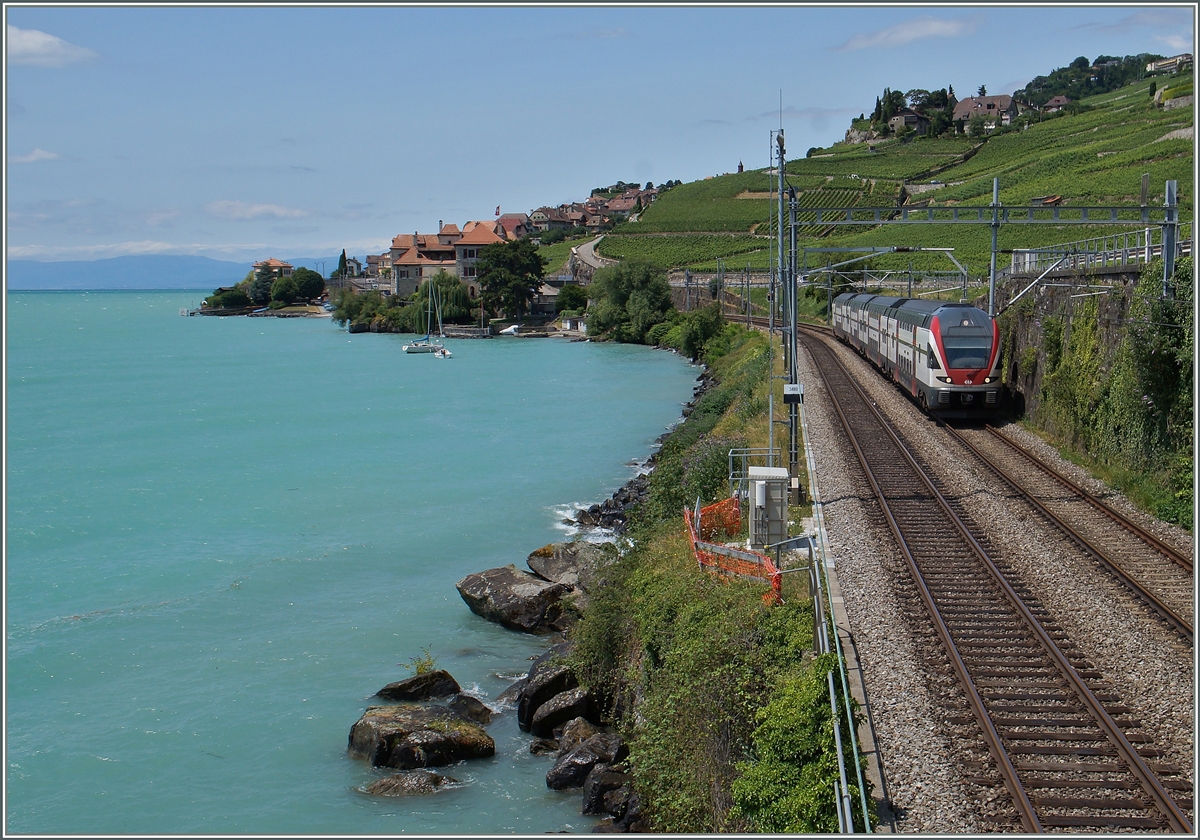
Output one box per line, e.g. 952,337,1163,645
567,326,871,832
998,257,1193,528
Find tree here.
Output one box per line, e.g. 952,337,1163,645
291,267,325,301
337,249,347,280
968,113,987,137
1070,55,1090,70
556,283,588,314
204,287,251,308
587,259,673,344
271,275,300,306
977,84,987,97
250,268,274,305
476,238,548,318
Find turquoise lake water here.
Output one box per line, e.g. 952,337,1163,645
5,290,698,835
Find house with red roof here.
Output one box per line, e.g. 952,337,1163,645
1043,95,1071,113
252,258,293,278
952,95,1018,134
454,221,505,296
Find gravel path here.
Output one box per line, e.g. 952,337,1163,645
798,333,1195,832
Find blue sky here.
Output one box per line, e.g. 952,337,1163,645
5,3,1194,263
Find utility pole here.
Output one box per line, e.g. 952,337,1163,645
1163,180,1178,298
988,177,999,316
745,263,751,328
769,129,785,462
788,186,799,483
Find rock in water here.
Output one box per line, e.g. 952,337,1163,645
455,564,573,634
447,694,492,725
375,669,461,701
582,766,632,817
530,687,591,738
526,542,615,590
516,663,577,732
348,704,494,769
556,717,602,751
363,769,457,796
545,733,628,790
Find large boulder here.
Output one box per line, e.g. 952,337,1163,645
516,663,578,732
375,670,460,701
362,769,457,797
556,717,602,751
545,733,628,790
456,564,573,634
526,542,614,590
348,704,494,770
447,694,492,725
530,687,592,738
582,765,632,817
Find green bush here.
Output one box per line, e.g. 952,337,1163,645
587,259,673,343
731,653,872,833
270,275,300,305
204,287,251,308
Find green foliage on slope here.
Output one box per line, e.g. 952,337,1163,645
568,328,867,832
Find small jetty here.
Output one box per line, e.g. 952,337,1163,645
442,326,493,339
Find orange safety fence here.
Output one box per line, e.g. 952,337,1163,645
685,497,782,604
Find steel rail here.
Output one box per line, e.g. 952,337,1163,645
945,424,1193,642
982,425,1193,573
801,331,1194,834
807,335,1040,832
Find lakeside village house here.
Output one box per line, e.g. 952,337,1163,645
346,185,658,316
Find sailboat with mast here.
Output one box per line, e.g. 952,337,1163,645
403,281,452,356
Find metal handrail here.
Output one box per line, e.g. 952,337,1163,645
1012,222,1193,274
797,375,872,832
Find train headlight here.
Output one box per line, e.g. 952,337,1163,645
936,376,952,383
983,377,994,383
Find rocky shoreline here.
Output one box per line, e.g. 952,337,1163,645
344,365,717,832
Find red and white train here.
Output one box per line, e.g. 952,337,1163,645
831,292,1004,416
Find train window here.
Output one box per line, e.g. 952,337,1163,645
942,338,992,369
927,345,941,369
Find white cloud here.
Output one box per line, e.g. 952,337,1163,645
833,15,979,52
1157,33,1193,53
8,148,59,164
7,25,98,67
204,200,308,220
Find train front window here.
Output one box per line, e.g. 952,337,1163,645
939,308,992,369
942,338,991,369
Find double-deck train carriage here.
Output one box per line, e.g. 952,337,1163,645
831,292,1003,416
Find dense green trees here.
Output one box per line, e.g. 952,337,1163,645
477,238,547,318
249,267,274,305
270,275,299,306
204,286,251,308
586,259,673,343
555,282,588,314
331,272,476,332
290,267,326,301
1014,53,1164,107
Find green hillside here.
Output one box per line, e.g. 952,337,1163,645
598,74,1193,277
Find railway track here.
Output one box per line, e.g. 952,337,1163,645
945,424,1194,642
799,330,1194,833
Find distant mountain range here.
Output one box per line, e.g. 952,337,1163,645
6,254,343,290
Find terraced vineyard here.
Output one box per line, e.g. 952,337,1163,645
595,74,1192,277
